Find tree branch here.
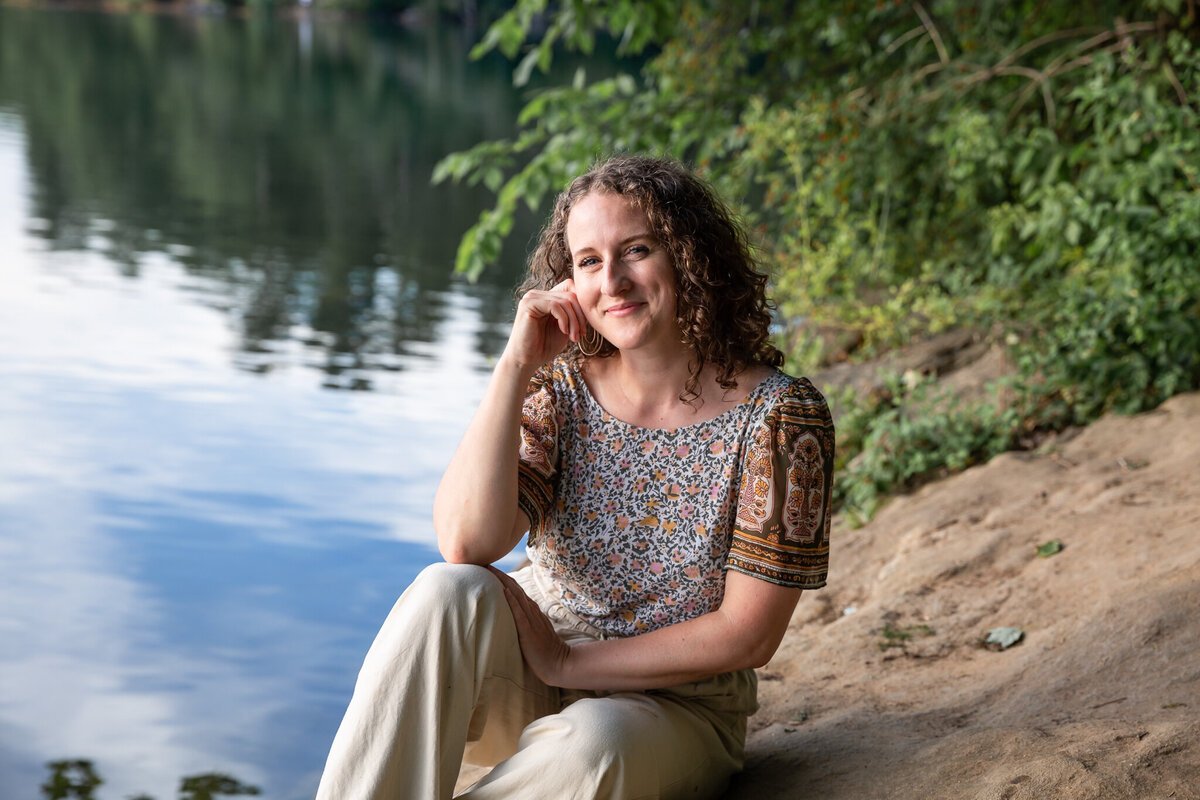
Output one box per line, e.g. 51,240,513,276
885,25,928,56
995,27,1107,70
913,2,949,65
1163,60,1192,110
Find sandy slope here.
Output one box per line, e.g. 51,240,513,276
728,391,1200,800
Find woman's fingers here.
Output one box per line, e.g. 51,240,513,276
563,281,586,338
494,572,536,641
547,280,584,336
490,568,544,628
505,282,589,369
545,283,585,342
487,566,570,685
487,565,523,601
548,302,577,342
519,287,585,342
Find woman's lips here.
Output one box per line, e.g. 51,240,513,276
605,302,644,317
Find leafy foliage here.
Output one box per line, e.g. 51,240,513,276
877,621,934,651
438,1,1200,518
832,374,1022,524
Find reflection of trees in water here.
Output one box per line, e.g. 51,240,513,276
42,760,101,799
0,7,533,384
42,759,259,800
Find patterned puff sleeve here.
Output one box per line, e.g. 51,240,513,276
516,368,560,542
727,378,835,588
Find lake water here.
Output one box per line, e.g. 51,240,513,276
0,6,582,798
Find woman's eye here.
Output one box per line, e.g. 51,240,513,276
627,245,649,257
577,256,600,270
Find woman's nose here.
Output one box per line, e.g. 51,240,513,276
601,259,631,295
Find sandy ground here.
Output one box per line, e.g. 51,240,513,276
726,391,1200,799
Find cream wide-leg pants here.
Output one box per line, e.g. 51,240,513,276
314,562,757,800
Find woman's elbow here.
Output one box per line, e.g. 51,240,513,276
435,523,484,565
435,516,519,566
438,538,472,565
433,500,476,560
745,642,780,670
729,627,788,671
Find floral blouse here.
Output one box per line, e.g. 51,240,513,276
517,356,834,638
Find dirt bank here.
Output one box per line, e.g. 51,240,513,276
729,391,1200,800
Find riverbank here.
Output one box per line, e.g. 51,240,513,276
729,391,1200,798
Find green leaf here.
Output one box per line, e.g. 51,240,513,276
430,154,459,185
514,49,540,88
1065,220,1082,246
1035,539,1064,558
483,166,505,193
498,16,528,59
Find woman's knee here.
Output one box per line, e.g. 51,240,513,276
376,561,507,639
400,561,502,611
547,697,737,799
364,563,505,667
413,561,499,596
525,697,651,772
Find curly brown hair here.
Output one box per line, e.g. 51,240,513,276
521,155,783,402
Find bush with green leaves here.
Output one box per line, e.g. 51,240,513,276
436,0,1200,516
831,374,1023,524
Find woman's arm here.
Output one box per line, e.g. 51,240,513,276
433,281,584,565
492,568,803,690
433,356,533,565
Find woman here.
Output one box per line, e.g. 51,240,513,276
315,156,834,800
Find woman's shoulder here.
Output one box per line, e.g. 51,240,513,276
751,368,833,426
529,354,587,401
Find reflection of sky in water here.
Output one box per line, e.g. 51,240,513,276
0,112,516,798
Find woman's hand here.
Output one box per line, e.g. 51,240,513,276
503,280,586,372
488,567,572,686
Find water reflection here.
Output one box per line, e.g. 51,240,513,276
0,5,528,385
0,209,490,797
42,759,259,800
0,6,582,798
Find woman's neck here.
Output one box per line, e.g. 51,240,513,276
584,350,770,430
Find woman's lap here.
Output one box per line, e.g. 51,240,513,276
318,561,751,799
458,563,752,799
461,689,744,800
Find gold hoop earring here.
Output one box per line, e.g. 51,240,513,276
578,327,604,357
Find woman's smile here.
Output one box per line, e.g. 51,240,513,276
565,191,682,355
605,301,645,317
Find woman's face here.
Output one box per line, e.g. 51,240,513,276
565,192,682,356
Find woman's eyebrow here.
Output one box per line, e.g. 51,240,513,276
587,232,655,250
571,232,654,257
